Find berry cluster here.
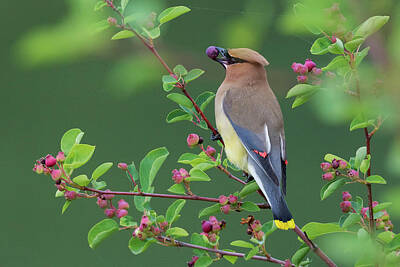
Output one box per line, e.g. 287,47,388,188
291,59,322,84
320,158,358,181
200,216,226,244
241,215,264,241
171,168,190,184
218,194,238,214
97,193,130,219
132,214,167,240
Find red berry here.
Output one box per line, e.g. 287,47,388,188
118,163,128,170
187,134,200,148
340,201,352,213
297,75,308,83
45,154,57,167
202,220,213,233
116,209,128,218
221,204,230,214
97,198,108,209
304,59,316,72
64,191,77,200
105,208,115,218
118,199,130,209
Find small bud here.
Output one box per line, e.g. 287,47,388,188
118,162,128,170
160,221,168,229
172,169,184,184
45,154,57,167
201,220,213,233
56,152,65,162
297,75,308,83
152,226,161,235
322,172,334,181
291,62,300,72
342,191,352,201
331,36,337,43
43,167,51,175
221,204,230,214
103,189,114,200
304,59,316,72
376,218,385,230
219,195,228,205
116,209,128,218
338,160,347,169
312,67,322,76
35,164,44,174
64,190,77,200
141,215,150,227
340,201,352,213
206,145,217,157
212,223,221,232
348,169,359,178
209,216,218,224
228,194,238,204
97,197,108,209
361,207,368,219
381,210,390,221
179,168,189,179
320,162,332,172
372,201,379,208
299,64,308,75
188,256,199,267
208,233,217,243
251,220,262,231
332,159,339,169
105,208,115,218
118,199,130,209
51,169,62,181
187,134,200,148
256,231,264,241
107,17,117,26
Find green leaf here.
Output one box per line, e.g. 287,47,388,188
111,30,135,40
328,38,344,54
167,93,193,108
261,221,277,238
162,74,178,84
72,174,90,186
92,179,107,189
166,109,192,123
63,144,95,172
121,0,129,11
184,69,205,83
342,213,361,228
324,153,348,164
291,244,310,265
194,255,213,267
62,200,71,214
61,128,84,155
377,231,394,244
191,233,211,256
178,153,205,164
158,6,191,25
126,161,139,182
355,47,370,66
350,114,374,131
360,155,371,174
88,219,119,249
55,190,64,198
245,247,259,261
310,37,331,55
120,216,137,227
165,227,189,237
322,56,349,72
167,183,186,194
173,65,188,76
162,82,175,92
223,159,240,171
139,147,169,191
195,91,215,111
373,202,392,213
366,175,386,184
286,84,318,98
230,240,254,249
239,182,259,198
351,196,364,213
293,3,321,34
92,162,113,180
320,178,346,200
344,38,365,52
388,234,400,251
128,237,156,255
198,203,220,218
186,168,211,182
94,19,111,33
166,199,186,224
354,16,390,38
193,162,216,172
354,146,367,170
94,1,107,11
223,249,238,264
141,26,160,40
291,90,318,108
301,222,344,241
241,201,260,212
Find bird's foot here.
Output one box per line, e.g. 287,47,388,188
245,176,254,183
210,131,222,142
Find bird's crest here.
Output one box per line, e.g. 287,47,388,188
228,48,269,66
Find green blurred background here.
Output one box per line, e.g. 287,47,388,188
2,0,400,266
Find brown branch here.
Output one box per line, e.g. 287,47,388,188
157,236,293,266
294,225,337,267
81,187,270,209
364,128,375,235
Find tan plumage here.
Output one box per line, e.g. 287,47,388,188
210,47,294,230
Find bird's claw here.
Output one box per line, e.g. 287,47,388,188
211,132,222,142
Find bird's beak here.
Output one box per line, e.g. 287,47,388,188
206,46,240,68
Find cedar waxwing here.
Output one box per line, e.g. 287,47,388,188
206,46,295,230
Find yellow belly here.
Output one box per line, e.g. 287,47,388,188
216,111,248,172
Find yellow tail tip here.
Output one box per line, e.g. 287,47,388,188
274,219,295,230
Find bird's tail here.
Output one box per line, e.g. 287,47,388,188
271,196,295,230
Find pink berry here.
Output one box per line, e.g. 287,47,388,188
372,201,379,208
256,230,264,241
298,64,308,74
322,172,334,181
291,63,302,73
361,207,369,218
141,215,150,227
64,191,77,200
179,168,189,178
219,195,228,205
116,209,128,218
107,17,117,25
172,169,183,184
206,145,216,157
51,169,62,181
304,59,316,72
331,36,337,43
338,160,347,169
202,220,213,233
342,191,352,201
56,152,65,162
118,163,128,170
103,189,114,200
297,75,308,83
221,204,230,214
348,170,359,178
105,208,115,218
97,198,108,209
118,199,130,209
312,67,322,76
206,46,219,60
45,154,57,167
340,201,352,213
187,134,200,148
35,164,44,174
228,194,238,204
320,162,332,172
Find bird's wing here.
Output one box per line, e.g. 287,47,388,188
222,87,286,194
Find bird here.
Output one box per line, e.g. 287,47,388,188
206,46,295,230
